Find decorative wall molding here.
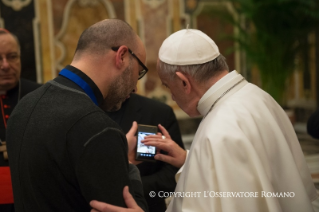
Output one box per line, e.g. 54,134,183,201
192,1,242,74
33,0,42,83
2,0,32,11
42,0,56,82
55,0,116,71
142,0,165,9
179,0,190,29
135,0,146,94
78,0,99,7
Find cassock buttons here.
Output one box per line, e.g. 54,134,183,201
5,115,9,119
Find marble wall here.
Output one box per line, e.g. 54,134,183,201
0,0,317,120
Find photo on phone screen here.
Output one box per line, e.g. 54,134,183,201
136,125,157,162
137,132,156,154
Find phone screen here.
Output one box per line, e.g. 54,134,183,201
136,125,157,161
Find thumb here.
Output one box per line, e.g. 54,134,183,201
154,153,173,164
155,154,182,168
127,121,138,137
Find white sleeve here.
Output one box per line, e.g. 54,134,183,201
175,149,189,182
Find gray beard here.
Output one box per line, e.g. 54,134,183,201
100,62,133,112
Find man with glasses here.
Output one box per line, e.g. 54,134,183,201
111,47,148,80
106,44,184,212
6,19,148,211
0,29,41,212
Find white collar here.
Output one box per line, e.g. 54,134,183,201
197,70,245,116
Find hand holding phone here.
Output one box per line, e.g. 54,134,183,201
135,124,157,162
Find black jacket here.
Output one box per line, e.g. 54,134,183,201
7,66,147,212
0,78,41,212
0,78,41,161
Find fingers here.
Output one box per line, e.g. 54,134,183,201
123,186,139,209
90,200,114,211
154,153,172,163
158,124,171,139
154,152,185,168
142,135,163,141
142,140,171,152
89,187,143,212
127,122,138,153
90,200,104,210
154,153,183,168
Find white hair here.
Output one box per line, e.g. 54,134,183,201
158,54,229,83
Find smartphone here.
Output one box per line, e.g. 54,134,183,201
135,124,158,162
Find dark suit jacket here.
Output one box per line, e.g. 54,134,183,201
107,94,184,212
0,78,41,212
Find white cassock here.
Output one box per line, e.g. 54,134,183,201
166,71,318,212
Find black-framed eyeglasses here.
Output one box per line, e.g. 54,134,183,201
111,47,148,80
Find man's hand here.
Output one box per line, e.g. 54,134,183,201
142,124,186,168
126,121,141,165
90,186,144,212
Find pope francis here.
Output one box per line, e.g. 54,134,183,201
89,29,318,212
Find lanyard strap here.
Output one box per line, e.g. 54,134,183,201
59,69,98,106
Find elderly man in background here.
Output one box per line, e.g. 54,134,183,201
0,28,41,212
90,29,318,212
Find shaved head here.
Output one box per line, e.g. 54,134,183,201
74,19,138,59
0,29,20,51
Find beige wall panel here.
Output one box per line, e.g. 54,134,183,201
55,1,110,72
35,0,317,116
37,0,54,82
134,0,189,118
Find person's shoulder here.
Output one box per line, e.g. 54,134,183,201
85,110,124,130
20,78,42,90
17,78,42,99
131,93,172,111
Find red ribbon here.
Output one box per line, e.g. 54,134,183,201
0,167,14,204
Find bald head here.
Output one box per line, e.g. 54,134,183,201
74,19,138,59
0,29,20,51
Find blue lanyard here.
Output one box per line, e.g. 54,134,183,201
59,68,98,106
